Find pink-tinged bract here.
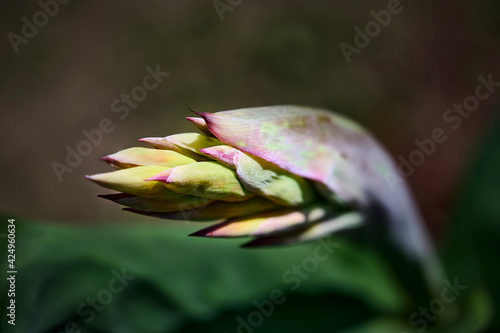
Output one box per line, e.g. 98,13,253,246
87,105,444,297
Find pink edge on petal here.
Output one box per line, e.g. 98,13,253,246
188,108,205,117
185,117,204,125
199,106,374,186
100,156,121,169
145,169,172,182
199,107,328,184
186,116,216,137
138,137,173,149
186,117,202,124
199,146,238,168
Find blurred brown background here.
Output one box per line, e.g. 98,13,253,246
1,0,499,240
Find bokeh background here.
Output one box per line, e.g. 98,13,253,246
1,1,500,332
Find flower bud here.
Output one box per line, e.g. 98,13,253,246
139,137,206,161
243,212,364,247
86,166,181,199
161,197,280,221
185,117,215,137
192,203,337,237
149,161,254,202
199,145,239,168
99,193,212,212
234,151,316,207
166,133,222,154
102,147,196,169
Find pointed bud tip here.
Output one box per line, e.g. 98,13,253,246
188,229,211,237
139,137,161,144
188,222,226,237
185,117,203,124
85,173,107,183
187,107,203,116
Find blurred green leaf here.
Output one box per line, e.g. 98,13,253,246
442,112,500,332
2,113,499,333
0,215,407,333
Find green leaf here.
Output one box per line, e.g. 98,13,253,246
441,113,500,332
0,216,406,333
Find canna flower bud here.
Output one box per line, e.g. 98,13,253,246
86,165,182,199
101,147,196,169
148,161,255,202
87,105,444,297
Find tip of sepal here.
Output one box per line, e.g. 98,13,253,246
187,107,211,117
188,229,212,237
138,137,161,145
186,116,216,137
188,221,243,238
100,155,122,169
187,107,201,116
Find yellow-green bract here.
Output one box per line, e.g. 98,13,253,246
87,105,443,296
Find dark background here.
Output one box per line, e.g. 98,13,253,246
1,1,500,332
1,0,499,232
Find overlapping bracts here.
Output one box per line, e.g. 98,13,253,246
87,105,445,299
87,106,368,247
